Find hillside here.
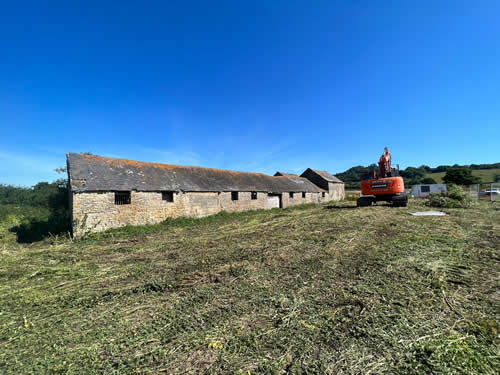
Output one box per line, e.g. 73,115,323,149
336,163,500,187
425,168,500,184
1,200,499,374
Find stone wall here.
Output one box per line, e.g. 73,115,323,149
218,192,267,212
72,191,191,236
282,192,322,207
72,188,344,236
327,183,345,201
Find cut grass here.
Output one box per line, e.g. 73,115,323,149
0,200,499,374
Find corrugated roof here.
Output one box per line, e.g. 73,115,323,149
67,153,325,193
307,169,344,183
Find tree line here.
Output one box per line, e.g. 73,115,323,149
0,180,67,207
335,162,500,188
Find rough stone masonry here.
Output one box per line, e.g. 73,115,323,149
67,153,345,236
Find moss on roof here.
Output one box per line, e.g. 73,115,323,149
67,153,325,193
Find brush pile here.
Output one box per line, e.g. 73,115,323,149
425,184,473,208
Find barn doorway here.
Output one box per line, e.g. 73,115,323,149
267,193,282,209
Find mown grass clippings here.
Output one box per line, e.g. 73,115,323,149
0,200,498,374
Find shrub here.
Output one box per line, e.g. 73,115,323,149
443,168,480,185
8,180,71,243
425,184,472,208
421,177,437,184
12,207,71,243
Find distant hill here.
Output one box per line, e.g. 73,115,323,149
335,162,500,189
425,168,500,184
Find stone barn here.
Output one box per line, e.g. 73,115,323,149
300,168,345,201
67,153,344,236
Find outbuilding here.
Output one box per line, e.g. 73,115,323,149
67,153,344,236
300,168,345,201
411,184,447,198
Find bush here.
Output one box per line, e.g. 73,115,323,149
421,177,437,184
425,184,472,208
13,208,71,243
443,168,480,185
7,180,71,243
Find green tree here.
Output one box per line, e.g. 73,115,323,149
421,177,437,184
418,165,432,173
443,168,480,185
400,167,427,185
335,164,377,189
1,180,71,242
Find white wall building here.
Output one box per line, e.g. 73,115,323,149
411,184,447,198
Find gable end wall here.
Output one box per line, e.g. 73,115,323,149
301,169,329,190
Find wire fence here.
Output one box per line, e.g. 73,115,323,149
492,183,500,202
468,183,500,202
467,184,479,200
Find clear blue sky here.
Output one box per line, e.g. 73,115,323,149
1,1,499,186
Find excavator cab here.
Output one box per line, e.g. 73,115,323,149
357,148,408,207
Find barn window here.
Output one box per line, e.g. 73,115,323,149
231,192,239,201
421,185,430,193
162,191,174,202
115,192,131,205
322,192,326,198
289,192,294,198
302,192,306,198
251,192,257,200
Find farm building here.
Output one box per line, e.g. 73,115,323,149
300,168,345,201
411,184,447,198
67,153,345,236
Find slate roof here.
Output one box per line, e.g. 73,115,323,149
67,153,325,193
274,171,299,177
301,168,344,183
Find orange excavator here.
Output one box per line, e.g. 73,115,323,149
357,147,408,207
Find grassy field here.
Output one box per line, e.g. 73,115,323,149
1,200,499,374
0,205,50,245
426,168,500,184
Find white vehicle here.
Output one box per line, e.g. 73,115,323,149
479,188,500,197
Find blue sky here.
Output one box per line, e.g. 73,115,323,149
1,1,499,186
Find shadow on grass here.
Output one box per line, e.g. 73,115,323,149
10,210,71,243
9,186,71,243
324,205,358,210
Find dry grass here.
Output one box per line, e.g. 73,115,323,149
0,200,499,374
